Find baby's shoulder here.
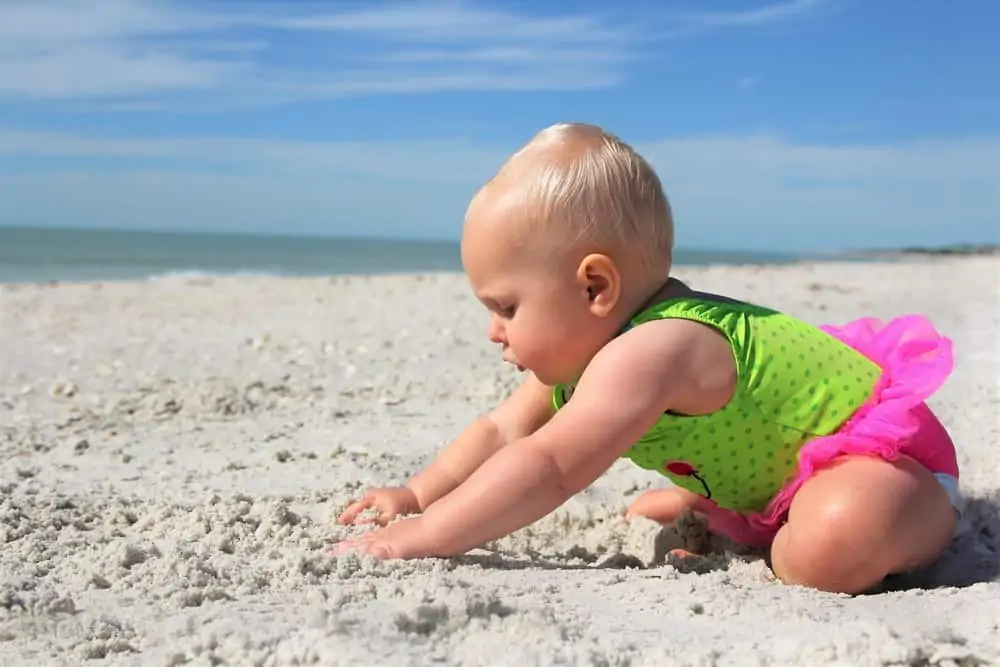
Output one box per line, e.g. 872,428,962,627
569,318,719,413
582,310,736,415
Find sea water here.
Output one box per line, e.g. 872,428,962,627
0,225,812,284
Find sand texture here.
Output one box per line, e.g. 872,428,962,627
1,257,998,666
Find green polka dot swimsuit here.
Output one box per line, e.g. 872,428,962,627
552,296,882,513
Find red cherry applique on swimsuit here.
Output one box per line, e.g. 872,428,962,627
663,460,712,500
665,461,695,476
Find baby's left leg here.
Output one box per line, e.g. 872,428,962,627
769,454,956,594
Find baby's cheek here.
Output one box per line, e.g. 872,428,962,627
514,329,553,364
539,326,575,359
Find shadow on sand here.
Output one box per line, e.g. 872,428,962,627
447,492,1000,592
878,492,1000,593
446,511,756,577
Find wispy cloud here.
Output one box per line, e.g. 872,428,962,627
675,0,825,31
266,4,634,43
0,127,506,183
0,0,825,109
1,126,996,249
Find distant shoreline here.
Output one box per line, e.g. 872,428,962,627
843,243,1000,260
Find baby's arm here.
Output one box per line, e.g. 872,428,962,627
406,373,555,509
337,373,554,524
416,322,697,556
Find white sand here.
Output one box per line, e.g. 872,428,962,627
1,256,998,667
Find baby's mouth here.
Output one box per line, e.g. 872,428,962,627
505,357,525,372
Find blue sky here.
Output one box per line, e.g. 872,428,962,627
0,0,997,252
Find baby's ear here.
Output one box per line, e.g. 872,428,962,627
577,253,620,315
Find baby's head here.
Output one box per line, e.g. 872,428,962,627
461,122,674,385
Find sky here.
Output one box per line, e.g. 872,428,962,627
0,0,997,252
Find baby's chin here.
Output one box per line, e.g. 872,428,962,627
526,367,577,388
511,362,539,379
506,356,577,385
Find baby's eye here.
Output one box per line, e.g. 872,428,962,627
498,304,517,318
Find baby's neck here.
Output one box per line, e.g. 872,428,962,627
631,276,688,315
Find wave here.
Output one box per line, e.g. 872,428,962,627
144,268,289,283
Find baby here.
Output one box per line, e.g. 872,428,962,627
332,122,962,594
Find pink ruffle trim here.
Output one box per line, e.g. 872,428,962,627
700,314,957,548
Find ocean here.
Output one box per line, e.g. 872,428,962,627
0,226,812,284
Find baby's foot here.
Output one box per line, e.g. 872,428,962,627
665,546,724,574
625,487,704,525
629,488,716,565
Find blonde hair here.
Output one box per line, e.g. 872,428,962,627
488,122,674,273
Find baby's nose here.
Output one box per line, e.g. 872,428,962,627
487,317,505,345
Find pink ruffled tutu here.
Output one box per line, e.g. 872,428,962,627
700,314,958,548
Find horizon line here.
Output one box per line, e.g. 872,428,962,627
2,222,996,257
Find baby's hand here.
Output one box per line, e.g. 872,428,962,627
336,486,420,526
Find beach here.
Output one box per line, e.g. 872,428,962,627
1,255,998,666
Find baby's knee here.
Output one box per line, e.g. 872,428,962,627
770,506,887,594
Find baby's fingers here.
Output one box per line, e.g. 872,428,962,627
330,535,367,556
356,506,397,526
329,534,391,559
336,497,373,525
